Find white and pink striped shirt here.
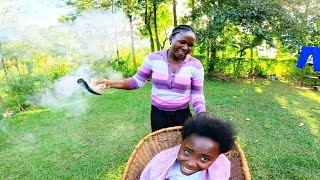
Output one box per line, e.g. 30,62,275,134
128,50,206,114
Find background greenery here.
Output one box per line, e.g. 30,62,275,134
1,0,320,113
1,0,320,179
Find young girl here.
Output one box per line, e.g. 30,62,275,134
140,115,236,180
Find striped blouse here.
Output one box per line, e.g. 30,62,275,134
128,50,206,114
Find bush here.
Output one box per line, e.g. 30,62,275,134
108,57,136,78
2,74,47,112
203,57,301,80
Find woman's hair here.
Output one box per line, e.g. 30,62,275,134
170,24,195,39
181,115,236,154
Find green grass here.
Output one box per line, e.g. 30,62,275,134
0,80,319,179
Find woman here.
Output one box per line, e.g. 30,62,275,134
95,25,206,132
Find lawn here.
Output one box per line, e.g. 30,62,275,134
0,80,319,179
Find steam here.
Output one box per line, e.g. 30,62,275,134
29,65,123,116
69,10,130,59
1,1,146,116
0,4,140,60
29,66,90,116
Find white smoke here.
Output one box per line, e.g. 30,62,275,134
29,65,97,116
1,0,147,116
0,1,138,61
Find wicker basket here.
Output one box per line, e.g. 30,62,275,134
123,126,251,180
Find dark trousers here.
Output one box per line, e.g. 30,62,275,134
151,105,192,132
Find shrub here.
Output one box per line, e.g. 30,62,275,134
203,57,301,80
3,74,47,112
108,57,136,78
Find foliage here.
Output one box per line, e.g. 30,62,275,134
108,57,133,77
209,58,302,79
2,74,47,111
277,0,320,49
185,0,319,71
1,0,320,113
0,41,77,112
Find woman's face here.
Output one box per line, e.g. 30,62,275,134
169,31,196,60
177,134,220,176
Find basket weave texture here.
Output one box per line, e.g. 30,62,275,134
123,126,251,180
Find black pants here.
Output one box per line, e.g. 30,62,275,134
151,105,192,132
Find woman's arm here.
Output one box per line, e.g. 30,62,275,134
191,60,206,114
95,56,153,90
94,79,131,90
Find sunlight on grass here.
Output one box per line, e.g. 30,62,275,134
53,99,88,108
279,79,290,83
105,163,126,180
294,109,319,140
275,96,288,108
19,108,48,115
254,86,263,93
276,96,320,139
298,91,320,104
262,80,271,85
276,95,319,139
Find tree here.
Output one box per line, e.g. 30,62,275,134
0,42,8,82
0,7,9,82
188,0,236,71
187,0,304,72
144,0,155,52
118,0,141,68
172,0,177,26
152,0,161,50
277,0,320,49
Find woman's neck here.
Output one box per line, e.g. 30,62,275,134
167,49,184,64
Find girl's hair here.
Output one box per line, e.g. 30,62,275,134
181,115,236,154
170,25,195,39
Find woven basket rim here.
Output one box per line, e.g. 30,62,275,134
122,126,251,180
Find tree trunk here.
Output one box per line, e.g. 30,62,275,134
153,1,161,51
173,0,177,26
0,95,6,112
250,47,253,70
14,57,21,75
0,42,8,82
206,39,210,59
114,28,120,58
112,0,120,58
191,0,195,23
147,20,155,52
129,15,137,69
145,0,155,52
209,42,217,73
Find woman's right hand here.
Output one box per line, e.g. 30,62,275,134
92,78,131,90
92,79,112,89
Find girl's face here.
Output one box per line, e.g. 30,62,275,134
177,134,220,176
169,31,196,60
